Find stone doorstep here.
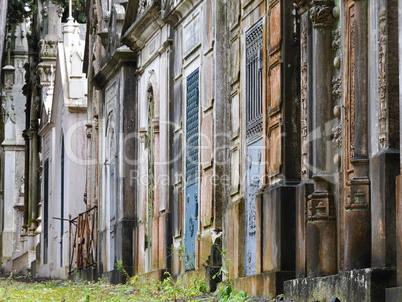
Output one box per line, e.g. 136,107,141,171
284,268,397,302
69,266,97,282
11,250,36,275
176,268,207,285
385,287,402,302
232,271,295,298
135,268,169,282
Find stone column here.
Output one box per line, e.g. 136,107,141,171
213,0,229,231
27,118,40,233
23,130,29,231
396,0,402,288
116,62,137,279
258,0,300,291
306,0,337,277
343,0,371,271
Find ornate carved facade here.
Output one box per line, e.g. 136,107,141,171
2,0,402,301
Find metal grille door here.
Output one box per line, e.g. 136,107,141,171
245,21,263,276
184,69,199,270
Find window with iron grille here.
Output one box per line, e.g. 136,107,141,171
246,20,263,139
186,69,199,184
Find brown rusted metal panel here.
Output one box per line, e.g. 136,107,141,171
69,206,98,274
269,1,281,52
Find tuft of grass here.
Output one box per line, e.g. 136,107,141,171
0,272,247,301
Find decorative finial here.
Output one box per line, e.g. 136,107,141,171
68,0,73,21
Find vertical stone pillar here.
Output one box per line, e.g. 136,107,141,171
293,0,312,278
23,129,29,231
213,0,229,231
28,118,40,233
396,0,402,287
1,65,16,262
343,0,371,270
306,0,337,277
371,0,400,270
117,63,137,279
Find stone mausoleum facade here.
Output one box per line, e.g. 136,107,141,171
1,0,402,301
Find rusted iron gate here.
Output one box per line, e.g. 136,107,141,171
69,205,97,274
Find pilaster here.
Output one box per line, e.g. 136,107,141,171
306,0,338,277
343,0,371,271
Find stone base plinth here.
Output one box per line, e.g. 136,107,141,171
233,271,295,298
284,268,396,302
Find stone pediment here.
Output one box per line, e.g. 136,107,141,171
38,97,52,133
98,3,126,60
121,0,163,51
163,0,201,28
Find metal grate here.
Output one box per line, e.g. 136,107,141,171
246,20,263,139
186,69,199,183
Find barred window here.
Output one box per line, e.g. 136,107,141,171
186,69,199,183
246,20,263,139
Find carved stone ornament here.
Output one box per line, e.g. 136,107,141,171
300,22,309,179
332,28,341,51
2,65,15,89
137,0,153,17
160,0,167,18
332,124,342,147
56,6,64,18
246,250,253,274
310,1,336,28
42,6,48,18
39,39,58,59
332,75,341,101
1,95,8,122
34,97,41,114
36,64,55,87
1,92,17,124
292,0,310,10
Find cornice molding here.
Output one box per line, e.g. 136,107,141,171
163,0,202,28
92,47,136,88
121,3,163,51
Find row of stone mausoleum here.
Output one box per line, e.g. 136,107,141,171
1,0,402,301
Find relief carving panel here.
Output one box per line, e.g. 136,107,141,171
378,9,387,150
300,22,308,179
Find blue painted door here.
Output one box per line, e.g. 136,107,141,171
244,20,263,276
245,138,263,276
184,69,199,270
